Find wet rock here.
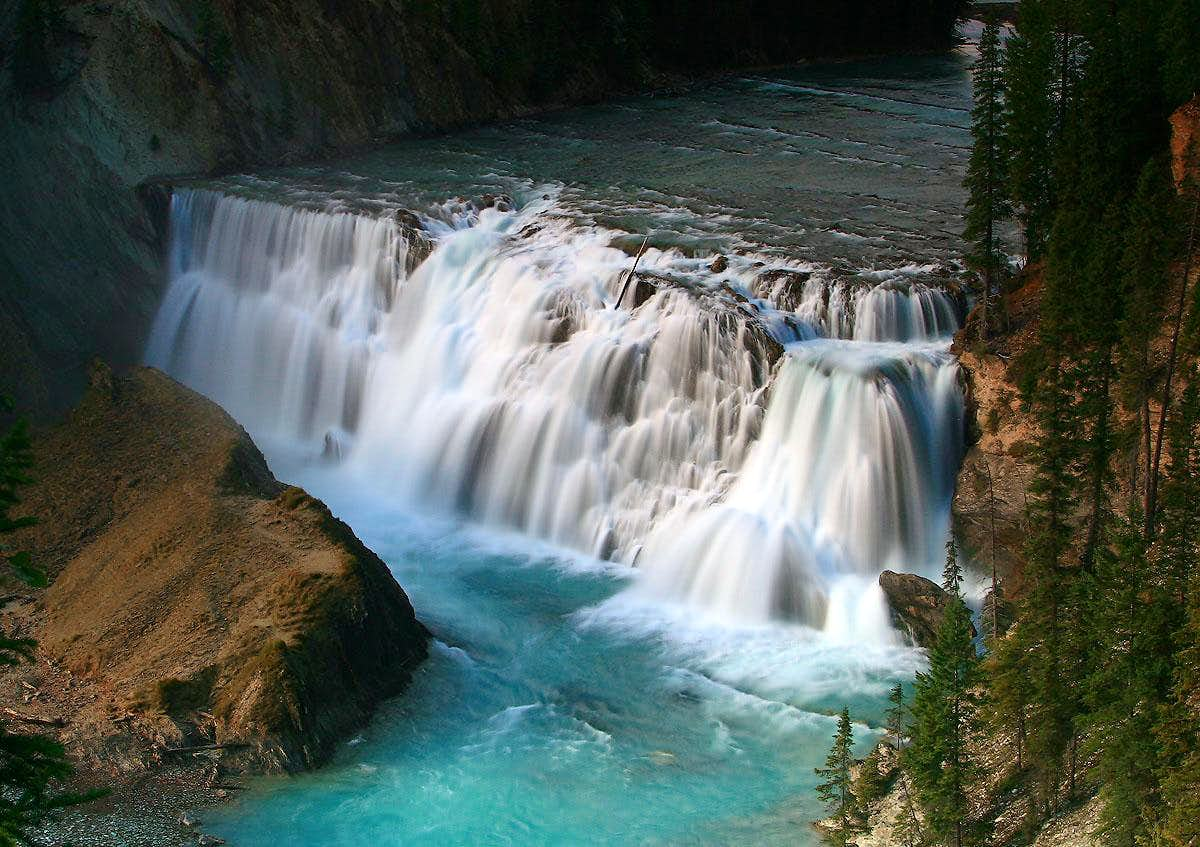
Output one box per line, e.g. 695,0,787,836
708,254,728,274
753,268,812,312
478,193,514,212
878,570,975,648
394,209,433,275
627,274,657,309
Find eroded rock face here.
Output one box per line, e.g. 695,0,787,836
878,570,974,648
16,364,427,773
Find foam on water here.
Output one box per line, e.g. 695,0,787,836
143,46,977,844
148,186,962,634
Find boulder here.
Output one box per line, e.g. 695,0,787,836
16,364,428,773
878,570,975,648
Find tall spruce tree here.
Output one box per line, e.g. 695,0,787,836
964,15,1011,340
815,707,858,847
1117,159,1180,506
1003,0,1057,258
886,683,906,752
1152,381,1200,847
905,543,981,847
0,400,95,843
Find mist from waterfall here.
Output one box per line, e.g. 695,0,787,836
147,187,964,635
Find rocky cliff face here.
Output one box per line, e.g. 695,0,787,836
0,0,964,412
6,364,427,775
951,271,1042,593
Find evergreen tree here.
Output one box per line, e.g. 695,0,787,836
942,537,963,596
1003,0,1057,258
852,745,889,827
886,683,906,752
1081,509,1164,847
891,784,926,847
1014,356,1080,813
0,400,96,843
964,15,1011,340
1117,159,1180,506
815,707,858,847
1152,382,1200,847
905,580,982,847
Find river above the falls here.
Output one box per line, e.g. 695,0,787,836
151,42,978,847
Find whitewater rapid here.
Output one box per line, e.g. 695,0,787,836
147,186,964,635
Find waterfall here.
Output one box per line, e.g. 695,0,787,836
148,187,964,633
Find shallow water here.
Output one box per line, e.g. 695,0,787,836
154,39,979,847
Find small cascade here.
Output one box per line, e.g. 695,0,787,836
749,267,962,342
148,187,964,634
636,341,963,624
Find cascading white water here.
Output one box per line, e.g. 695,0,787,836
636,340,962,627
147,187,964,634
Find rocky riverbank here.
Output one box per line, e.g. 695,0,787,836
0,364,428,844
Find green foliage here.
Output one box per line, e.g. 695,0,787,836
942,536,963,595
852,745,889,825
964,15,1011,338
1003,0,1058,259
905,580,982,846
0,399,97,842
940,0,1200,840
886,683,907,751
815,707,858,847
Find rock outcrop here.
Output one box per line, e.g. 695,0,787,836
878,570,975,648
951,269,1043,594
10,364,428,773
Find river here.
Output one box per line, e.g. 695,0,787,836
145,41,976,847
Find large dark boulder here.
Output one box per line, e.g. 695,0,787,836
879,570,976,648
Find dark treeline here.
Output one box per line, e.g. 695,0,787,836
914,0,1199,844
410,0,964,101
821,0,1200,844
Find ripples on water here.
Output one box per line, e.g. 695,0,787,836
147,45,976,846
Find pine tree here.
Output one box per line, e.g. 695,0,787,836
1003,0,1057,258
886,683,907,752
852,746,889,828
1151,382,1200,847
964,15,1011,340
905,574,981,847
942,537,963,595
1081,509,1161,847
0,399,96,841
815,707,858,847
1015,356,1079,813
891,783,926,847
1117,159,1180,506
